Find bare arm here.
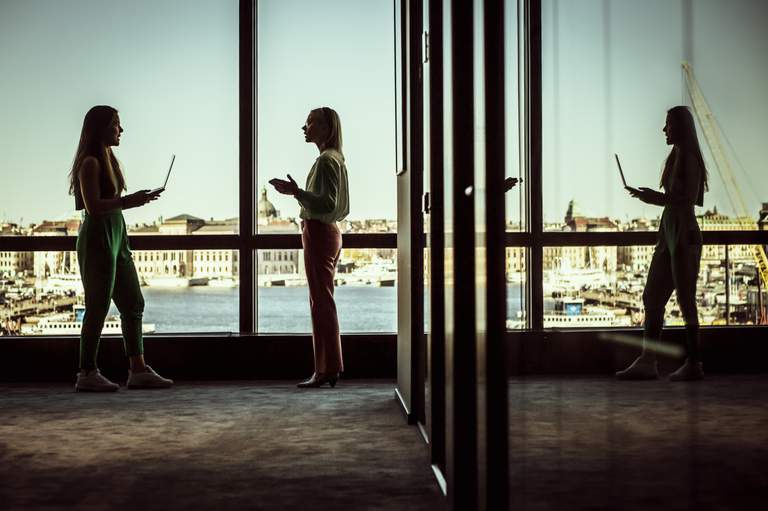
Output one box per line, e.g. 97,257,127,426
627,186,666,207
628,153,702,207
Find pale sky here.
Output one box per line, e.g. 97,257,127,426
0,0,396,226
1,0,766,228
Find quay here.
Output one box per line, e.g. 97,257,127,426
0,296,78,321
581,289,643,311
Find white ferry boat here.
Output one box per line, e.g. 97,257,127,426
144,276,209,288
340,259,397,287
208,277,239,288
544,266,610,293
506,297,631,329
21,305,156,335
258,274,307,287
39,273,84,294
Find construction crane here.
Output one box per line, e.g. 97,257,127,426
682,61,768,323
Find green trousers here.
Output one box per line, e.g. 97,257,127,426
76,210,144,370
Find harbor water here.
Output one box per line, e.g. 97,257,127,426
105,285,527,334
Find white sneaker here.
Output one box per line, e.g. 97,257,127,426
615,356,659,380
126,365,173,389
75,369,120,392
669,359,704,381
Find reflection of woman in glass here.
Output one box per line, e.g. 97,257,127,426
617,106,707,381
69,105,173,391
271,107,349,388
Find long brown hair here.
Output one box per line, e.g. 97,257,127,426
68,105,126,197
660,105,708,204
313,106,343,155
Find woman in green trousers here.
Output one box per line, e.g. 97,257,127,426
617,106,708,381
68,105,173,392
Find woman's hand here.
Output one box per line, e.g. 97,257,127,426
269,174,300,196
122,189,162,209
626,186,657,204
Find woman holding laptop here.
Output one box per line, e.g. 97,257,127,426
68,105,173,391
271,107,349,388
617,105,708,381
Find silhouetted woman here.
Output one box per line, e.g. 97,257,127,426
69,105,173,391
270,107,349,388
617,105,707,381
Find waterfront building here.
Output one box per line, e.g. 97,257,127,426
698,207,755,263
544,200,620,272
0,224,33,277
131,215,203,283
192,219,239,279
30,219,80,279
0,250,33,277
257,188,302,276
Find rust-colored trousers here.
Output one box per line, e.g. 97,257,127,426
301,220,344,374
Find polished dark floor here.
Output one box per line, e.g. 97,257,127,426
0,381,442,511
509,375,768,510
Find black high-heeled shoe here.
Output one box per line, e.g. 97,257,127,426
296,373,339,388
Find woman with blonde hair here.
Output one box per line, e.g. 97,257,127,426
271,106,349,388
618,105,708,381
69,105,173,391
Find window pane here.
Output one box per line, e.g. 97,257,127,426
537,244,765,329
1,249,238,335
505,0,525,232
258,249,397,333
0,0,238,232
256,0,396,233
714,244,767,326
542,0,768,231
542,245,633,328
506,247,527,329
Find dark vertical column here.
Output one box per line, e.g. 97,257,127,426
427,0,446,474
409,0,426,427
526,0,543,330
446,0,477,507
239,0,255,333
482,0,509,507
395,0,413,420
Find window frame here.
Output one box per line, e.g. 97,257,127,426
509,0,768,331
0,0,397,337
2,0,766,336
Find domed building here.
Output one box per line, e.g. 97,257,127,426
258,187,279,224
255,187,302,279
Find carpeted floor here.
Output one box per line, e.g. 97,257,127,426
508,376,768,510
0,381,443,511
6,376,766,510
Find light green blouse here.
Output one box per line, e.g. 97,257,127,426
296,148,349,224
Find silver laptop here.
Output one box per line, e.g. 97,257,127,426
150,155,175,194
614,153,630,188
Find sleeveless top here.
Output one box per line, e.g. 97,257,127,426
74,157,119,211
658,150,704,253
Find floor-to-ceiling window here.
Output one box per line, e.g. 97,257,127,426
0,0,240,335
0,0,398,337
